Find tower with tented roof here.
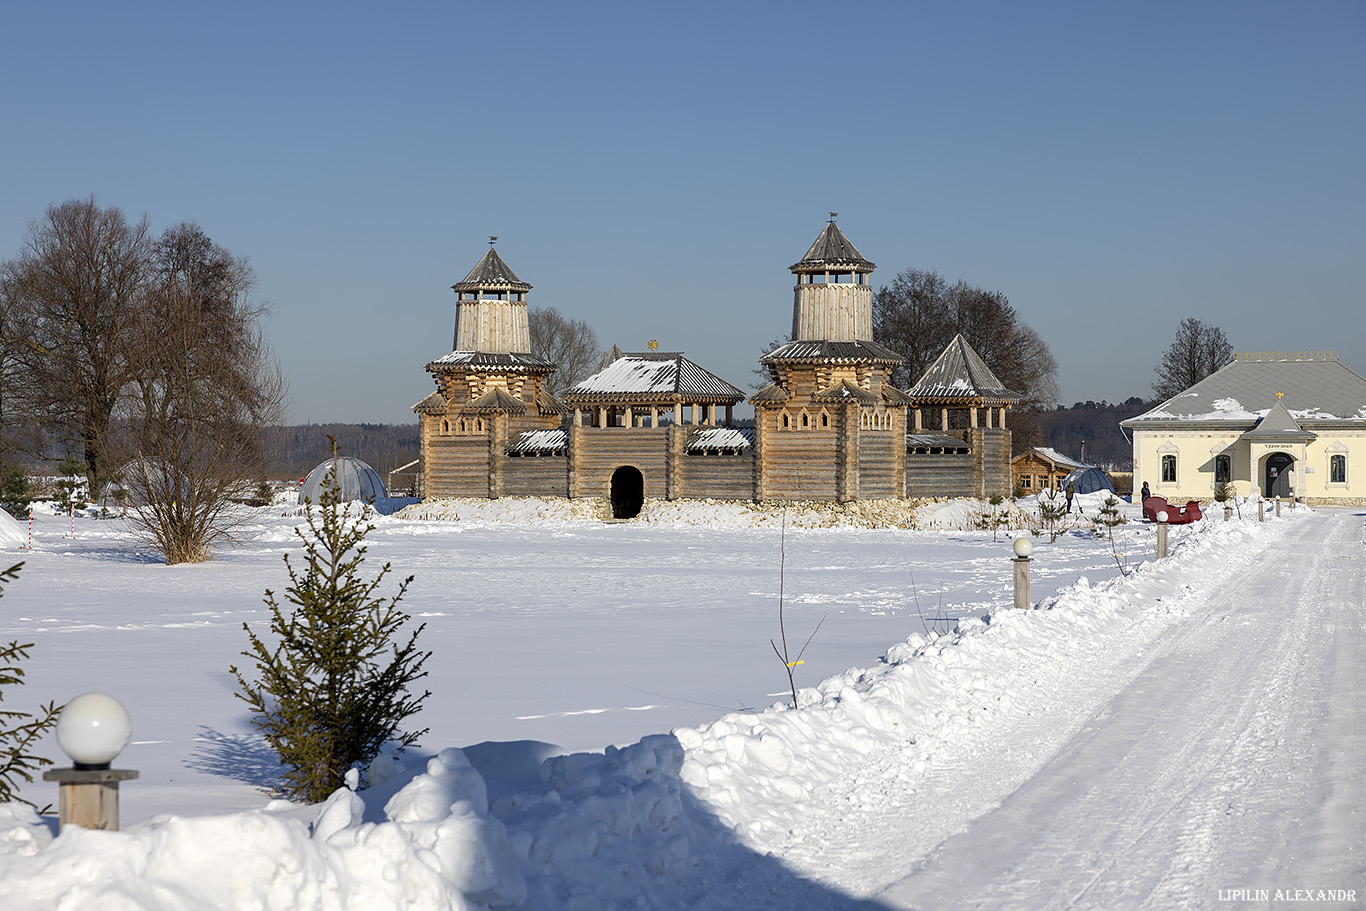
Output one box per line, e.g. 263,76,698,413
412,240,566,498
750,218,912,502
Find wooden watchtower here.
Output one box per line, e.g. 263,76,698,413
412,242,567,498
750,220,912,502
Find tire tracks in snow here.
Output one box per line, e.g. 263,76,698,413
876,510,1365,910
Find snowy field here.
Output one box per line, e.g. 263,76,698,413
0,494,1360,909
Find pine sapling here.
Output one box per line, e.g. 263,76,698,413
231,463,431,802
0,562,61,809
769,514,824,707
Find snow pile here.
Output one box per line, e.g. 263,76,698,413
0,509,1300,910
0,509,26,548
394,497,603,525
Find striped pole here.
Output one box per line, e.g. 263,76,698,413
25,516,33,550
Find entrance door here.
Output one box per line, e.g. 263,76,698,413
1265,452,1295,498
610,466,644,519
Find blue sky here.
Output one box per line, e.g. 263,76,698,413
3,1,1362,424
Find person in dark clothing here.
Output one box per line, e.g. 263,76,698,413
1140,481,1151,504
1065,480,1075,512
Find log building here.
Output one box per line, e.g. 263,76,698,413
413,223,1019,514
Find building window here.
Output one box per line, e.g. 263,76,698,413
1330,454,1346,483
801,413,809,428
1214,454,1231,483
1161,454,1177,483
782,413,790,428
821,413,828,428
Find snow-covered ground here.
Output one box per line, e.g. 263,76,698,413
0,494,1360,909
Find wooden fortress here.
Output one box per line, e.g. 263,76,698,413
412,222,1018,515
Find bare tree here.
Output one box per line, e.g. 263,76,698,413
528,306,602,395
873,267,1059,410
751,335,790,390
2,198,152,489
1152,318,1234,400
118,224,287,564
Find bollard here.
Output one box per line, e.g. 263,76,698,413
1276,498,1281,518
1155,510,1169,559
1012,537,1032,610
1258,496,1264,522
42,693,138,832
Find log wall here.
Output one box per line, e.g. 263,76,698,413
573,428,671,499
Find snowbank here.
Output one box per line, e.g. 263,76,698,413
0,508,1301,910
0,509,27,549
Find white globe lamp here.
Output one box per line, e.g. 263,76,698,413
1012,537,1033,559
1156,510,1169,524
56,692,132,769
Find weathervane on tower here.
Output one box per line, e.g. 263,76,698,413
488,235,497,246
828,212,838,222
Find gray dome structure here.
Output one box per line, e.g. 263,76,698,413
298,457,387,505
1062,466,1114,495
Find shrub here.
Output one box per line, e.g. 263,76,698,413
231,465,431,802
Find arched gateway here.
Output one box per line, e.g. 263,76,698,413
610,466,644,519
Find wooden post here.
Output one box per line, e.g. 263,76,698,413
1275,498,1282,517
1013,557,1030,610
1156,522,1168,559
43,768,139,832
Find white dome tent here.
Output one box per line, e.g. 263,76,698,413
298,457,387,505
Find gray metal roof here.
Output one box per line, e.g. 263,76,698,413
412,390,447,414
451,248,532,292
427,351,556,372
1121,354,1366,426
563,353,744,404
790,222,874,272
1239,400,1316,441
906,334,1019,405
762,339,903,365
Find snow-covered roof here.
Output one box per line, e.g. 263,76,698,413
508,429,568,454
761,339,903,365
686,427,754,452
1016,447,1089,470
563,353,744,404
1238,400,1315,441
1122,353,1366,426
906,334,1019,405
427,351,555,372
906,433,972,451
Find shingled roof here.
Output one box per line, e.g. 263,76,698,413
426,351,555,372
906,334,1019,406
761,339,903,366
790,222,875,272
563,352,745,405
451,248,532,292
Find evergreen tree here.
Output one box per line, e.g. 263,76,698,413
1093,495,1126,540
0,463,32,519
231,467,431,802
0,562,61,807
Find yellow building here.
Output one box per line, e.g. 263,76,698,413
1120,352,1366,506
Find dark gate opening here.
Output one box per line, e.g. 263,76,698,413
1265,452,1295,498
610,466,645,519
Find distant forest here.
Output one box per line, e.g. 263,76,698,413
1032,398,1155,471
267,423,420,481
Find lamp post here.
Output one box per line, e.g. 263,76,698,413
1155,511,1169,559
1012,537,1032,610
42,693,138,832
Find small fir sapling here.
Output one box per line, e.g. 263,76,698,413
231,460,432,803
1,464,33,519
1092,495,1126,540
1037,489,1071,542
0,562,61,809
1213,481,1236,520
53,455,88,512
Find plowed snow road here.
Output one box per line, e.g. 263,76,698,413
878,510,1366,909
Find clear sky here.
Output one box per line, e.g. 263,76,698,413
3,1,1362,424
